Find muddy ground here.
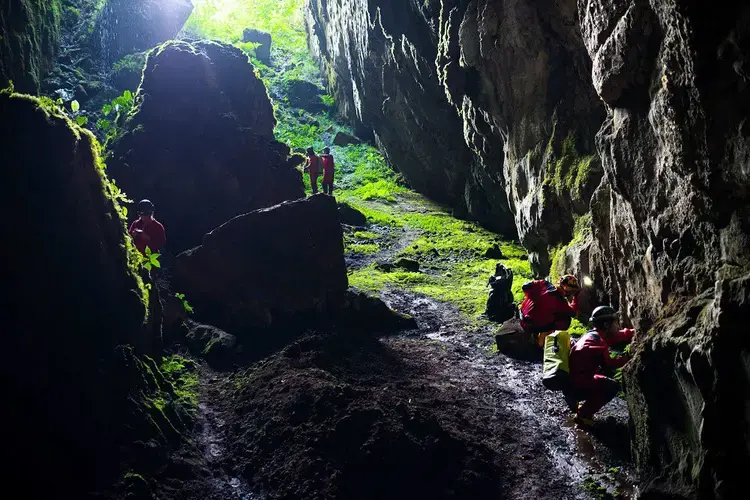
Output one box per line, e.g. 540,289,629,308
157,198,637,500
160,295,636,500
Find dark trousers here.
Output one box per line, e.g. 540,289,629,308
310,173,319,194
322,181,333,195
564,375,619,417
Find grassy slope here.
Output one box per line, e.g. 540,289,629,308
181,0,592,332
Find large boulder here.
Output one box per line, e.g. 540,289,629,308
0,0,62,93
0,90,186,497
283,78,328,112
243,27,272,63
174,195,349,336
108,41,305,252
579,0,750,497
92,0,194,63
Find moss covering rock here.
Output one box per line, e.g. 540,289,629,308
0,0,62,92
0,88,187,497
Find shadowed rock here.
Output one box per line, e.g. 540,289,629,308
108,40,304,252
243,27,272,63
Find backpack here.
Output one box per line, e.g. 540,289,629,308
542,330,571,391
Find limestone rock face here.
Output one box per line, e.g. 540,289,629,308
108,41,304,252
306,0,606,265
0,90,184,497
435,0,605,274
305,0,517,235
92,0,194,63
174,195,349,335
579,0,750,496
0,0,62,92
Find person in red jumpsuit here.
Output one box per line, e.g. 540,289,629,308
304,147,321,195
565,305,635,427
520,274,580,346
128,199,166,255
320,147,335,195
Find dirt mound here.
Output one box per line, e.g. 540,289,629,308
215,333,500,499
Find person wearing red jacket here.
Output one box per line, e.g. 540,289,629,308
520,274,580,346
320,147,335,195
128,199,166,255
304,147,321,195
565,305,635,427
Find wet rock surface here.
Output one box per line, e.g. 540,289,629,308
92,0,194,63
580,0,750,496
108,40,305,252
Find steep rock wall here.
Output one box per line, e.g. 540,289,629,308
305,0,516,235
305,0,605,272
579,0,750,497
437,0,605,274
0,90,187,498
0,0,62,93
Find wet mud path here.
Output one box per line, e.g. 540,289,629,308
171,195,637,500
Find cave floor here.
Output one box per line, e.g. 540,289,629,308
159,193,637,500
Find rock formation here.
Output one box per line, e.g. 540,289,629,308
174,195,349,336
108,41,305,252
305,0,517,236
243,27,272,63
580,1,750,497
0,0,62,93
92,0,194,63
0,90,187,498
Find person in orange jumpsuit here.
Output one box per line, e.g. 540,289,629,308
304,147,321,195
320,147,335,195
520,274,580,346
565,305,635,426
128,199,166,255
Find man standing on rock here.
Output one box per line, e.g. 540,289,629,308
128,199,166,255
305,147,321,195
320,147,335,195
565,306,634,427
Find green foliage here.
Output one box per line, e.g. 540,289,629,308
321,94,335,107
142,246,161,271
235,40,260,57
160,355,199,408
183,0,307,52
101,90,135,145
549,212,592,282
544,133,599,201
175,292,195,314
70,99,80,112
112,52,147,74
75,115,88,126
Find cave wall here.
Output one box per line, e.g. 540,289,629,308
305,0,516,235
580,0,750,497
0,90,187,497
0,0,62,93
306,0,606,263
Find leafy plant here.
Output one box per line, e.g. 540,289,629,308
70,100,80,112
101,90,135,144
175,293,194,314
142,246,161,271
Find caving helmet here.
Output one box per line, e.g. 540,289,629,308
559,274,580,295
137,199,155,216
323,147,331,154
306,147,315,156
589,305,618,327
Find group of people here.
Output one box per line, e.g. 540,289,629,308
519,274,635,427
305,147,335,195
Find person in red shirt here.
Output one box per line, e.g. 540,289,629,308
565,305,635,426
320,147,335,195
520,274,580,346
304,147,321,195
128,199,166,255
